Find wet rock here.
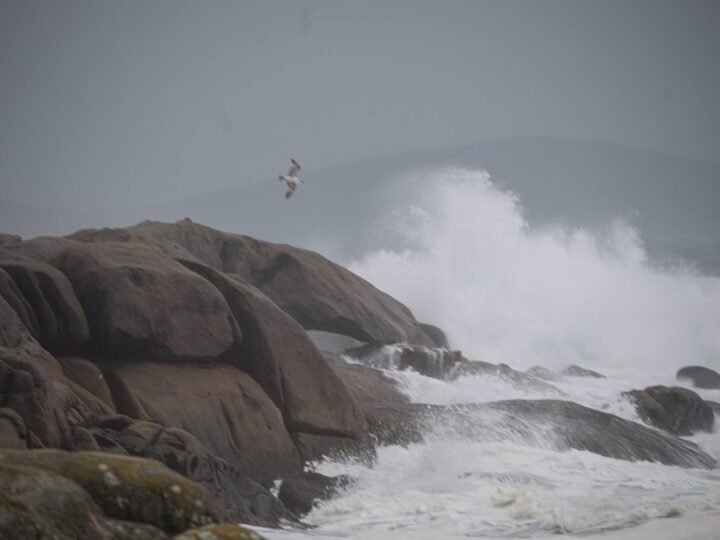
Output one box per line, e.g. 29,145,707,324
624,385,715,435
677,365,720,390
278,471,351,516
344,343,461,379
291,432,375,464
448,359,567,396
525,365,563,381
1,448,226,534
559,364,605,378
485,400,717,469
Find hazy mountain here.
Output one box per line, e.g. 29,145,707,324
171,137,720,272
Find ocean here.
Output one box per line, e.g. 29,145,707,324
251,168,720,539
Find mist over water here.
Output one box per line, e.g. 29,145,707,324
349,168,720,373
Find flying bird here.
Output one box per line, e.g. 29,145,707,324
278,158,303,199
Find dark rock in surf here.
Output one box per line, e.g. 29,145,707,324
525,365,563,381
624,385,714,436
677,365,720,390
278,471,352,516
559,364,605,378
419,323,449,349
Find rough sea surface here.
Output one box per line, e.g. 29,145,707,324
252,170,720,539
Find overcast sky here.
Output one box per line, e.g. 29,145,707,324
1,0,719,230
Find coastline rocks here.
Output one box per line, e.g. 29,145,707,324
624,385,715,436
0,258,90,353
677,365,720,390
90,417,295,526
0,448,226,535
419,323,449,349
180,261,368,442
0,461,167,540
486,400,717,469
70,220,431,345
559,364,605,378
53,241,241,361
98,362,302,486
278,471,351,516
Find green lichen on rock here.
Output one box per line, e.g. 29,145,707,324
174,523,267,540
0,462,111,540
0,448,226,534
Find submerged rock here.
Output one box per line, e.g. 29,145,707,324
624,385,715,436
677,365,720,390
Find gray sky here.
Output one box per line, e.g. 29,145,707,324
1,0,719,235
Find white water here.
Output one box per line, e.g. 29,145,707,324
252,169,720,539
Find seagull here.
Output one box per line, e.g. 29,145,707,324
278,158,303,199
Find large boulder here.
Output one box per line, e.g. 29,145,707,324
50,241,241,362
91,416,296,526
98,362,302,486
677,365,720,389
0,448,225,535
0,257,89,353
0,461,167,539
624,385,715,436
180,261,368,443
486,399,717,469
418,323,449,349
70,220,431,345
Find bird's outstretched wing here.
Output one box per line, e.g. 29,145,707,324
287,158,301,177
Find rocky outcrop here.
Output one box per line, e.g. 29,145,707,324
90,415,295,526
278,471,351,516
419,323,449,349
98,362,302,486
559,364,605,378
51,241,241,361
179,261,367,442
0,448,230,537
624,385,715,436
0,257,90,353
677,365,720,389
69,219,431,345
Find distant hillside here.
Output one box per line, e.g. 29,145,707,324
175,137,720,272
